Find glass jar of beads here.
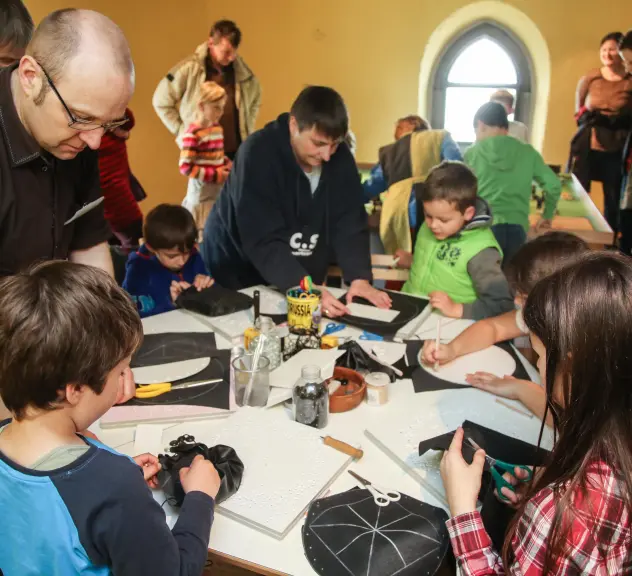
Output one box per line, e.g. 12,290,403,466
293,365,329,429
248,316,282,370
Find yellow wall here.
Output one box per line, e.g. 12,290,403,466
26,0,627,212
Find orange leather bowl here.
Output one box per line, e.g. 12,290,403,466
326,367,366,413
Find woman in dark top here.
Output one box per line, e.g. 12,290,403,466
620,31,632,255
569,32,632,247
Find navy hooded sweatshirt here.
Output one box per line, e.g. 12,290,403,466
202,113,372,291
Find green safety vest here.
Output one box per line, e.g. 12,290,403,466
402,223,502,303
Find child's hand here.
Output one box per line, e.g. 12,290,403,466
534,218,552,233
193,275,214,291
494,466,532,507
170,280,191,303
134,453,162,489
179,454,221,500
429,291,463,318
216,166,231,184
440,427,486,517
394,249,413,269
421,340,456,366
466,373,525,400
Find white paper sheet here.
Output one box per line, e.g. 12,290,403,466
269,349,345,389
418,345,516,386
347,302,400,322
132,357,210,385
133,424,165,456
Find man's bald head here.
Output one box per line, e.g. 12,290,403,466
26,9,133,84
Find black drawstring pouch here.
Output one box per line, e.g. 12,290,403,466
157,434,244,507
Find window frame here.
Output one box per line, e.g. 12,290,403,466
430,22,534,144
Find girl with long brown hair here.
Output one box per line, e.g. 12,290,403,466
440,251,632,574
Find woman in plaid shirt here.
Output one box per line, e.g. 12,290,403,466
440,251,632,575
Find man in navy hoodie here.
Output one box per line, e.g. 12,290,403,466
202,86,390,317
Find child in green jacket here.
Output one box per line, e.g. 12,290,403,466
398,162,513,320
464,102,561,266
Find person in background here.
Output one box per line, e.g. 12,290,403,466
422,232,589,421
98,108,144,253
202,85,390,318
489,89,528,143
569,31,632,247
441,252,632,574
153,20,261,160
363,115,462,203
618,30,632,255
0,261,221,575
123,204,213,318
465,102,561,266
0,9,136,278
400,162,513,320
179,81,231,234
366,115,464,260
0,0,33,66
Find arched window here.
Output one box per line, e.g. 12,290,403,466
430,23,533,145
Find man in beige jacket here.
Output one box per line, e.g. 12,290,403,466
153,20,261,159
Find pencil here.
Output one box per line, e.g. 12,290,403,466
391,256,401,268
434,317,442,371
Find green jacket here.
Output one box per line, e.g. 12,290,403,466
403,199,513,320
464,135,561,231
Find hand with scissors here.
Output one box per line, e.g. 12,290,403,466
348,470,401,507
467,438,532,505
135,378,223,399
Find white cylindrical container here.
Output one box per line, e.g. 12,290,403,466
365,372,389,406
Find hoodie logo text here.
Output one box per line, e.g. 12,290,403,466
290,233,319,257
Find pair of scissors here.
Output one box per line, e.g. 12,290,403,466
358,331,384,341
322,322,346,336
348,470,401,507
467,438,533,501
135,378,223,399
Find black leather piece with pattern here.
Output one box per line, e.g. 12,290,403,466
303,488,449,576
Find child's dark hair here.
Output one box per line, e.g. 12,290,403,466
143,204,197,252
505,232,589,296
0,261,142,420
419,161,478,213
504,252,632,571
0,0,34,53
473,102,509,130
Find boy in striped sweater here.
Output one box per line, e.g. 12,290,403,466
179,81,232,234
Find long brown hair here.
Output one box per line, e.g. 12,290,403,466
502,252,632,571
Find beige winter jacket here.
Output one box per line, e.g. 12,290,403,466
152,42,261,141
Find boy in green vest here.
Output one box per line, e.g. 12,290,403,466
399,162,513,320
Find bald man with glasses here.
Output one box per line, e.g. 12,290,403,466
0,8,135,277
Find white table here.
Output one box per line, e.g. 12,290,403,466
93,292,541,576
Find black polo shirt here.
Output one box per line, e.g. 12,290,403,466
0,64,111,275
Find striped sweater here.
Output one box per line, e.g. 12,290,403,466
179,123,229,184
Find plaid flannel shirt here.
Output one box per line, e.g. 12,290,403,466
447,461,631,575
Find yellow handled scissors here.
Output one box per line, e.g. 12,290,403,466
135,378,223,399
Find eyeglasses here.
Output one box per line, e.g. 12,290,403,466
38,63,129,132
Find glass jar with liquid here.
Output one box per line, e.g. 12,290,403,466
293,365,329,429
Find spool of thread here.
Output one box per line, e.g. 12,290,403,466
365,372,390,406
